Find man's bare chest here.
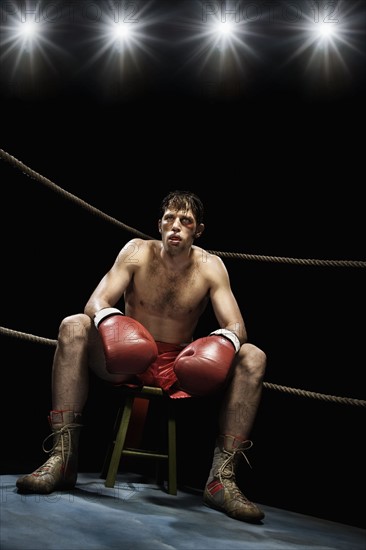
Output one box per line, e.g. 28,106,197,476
135,263,207,314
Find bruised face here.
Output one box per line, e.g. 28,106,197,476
158,208,204,254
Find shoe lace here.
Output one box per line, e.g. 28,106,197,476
32,454,62,476
217,440,253,483
41,422,82,473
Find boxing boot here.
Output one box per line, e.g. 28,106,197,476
16,410,82,494
203,434,264,523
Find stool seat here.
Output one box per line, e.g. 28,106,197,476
101,385,177,495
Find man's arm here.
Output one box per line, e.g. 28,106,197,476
173,254,247,396
209,255,248,346
84,238,158,374
84,238,143,319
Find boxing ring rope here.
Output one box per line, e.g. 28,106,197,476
1,148,365,409
1,148,364,269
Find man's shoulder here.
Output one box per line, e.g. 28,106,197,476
193,246,223,266
123,238,159,249
118,238,159,262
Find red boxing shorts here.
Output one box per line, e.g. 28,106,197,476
135,341,192,399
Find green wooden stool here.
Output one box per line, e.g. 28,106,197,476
101,385,177,495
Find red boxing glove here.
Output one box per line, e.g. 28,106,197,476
173,330,239,396
94,308,158,375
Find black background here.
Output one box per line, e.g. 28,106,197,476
1,0,365,529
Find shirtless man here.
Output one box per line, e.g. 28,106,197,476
16,190,267,523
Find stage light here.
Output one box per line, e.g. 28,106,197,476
18,20,38,40
106,20,139,51
315,22,337,40
78,2,161,74
175,3,261,80
2,18,43,55
212,20,235,41
111,22,134,43
0,2,69,78
280,0,366,81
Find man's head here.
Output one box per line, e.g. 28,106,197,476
158,190,205,252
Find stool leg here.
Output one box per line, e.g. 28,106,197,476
105,396,134,488
100,407,123,479
167,402,177,495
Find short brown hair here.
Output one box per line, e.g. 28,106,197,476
160,190,204,225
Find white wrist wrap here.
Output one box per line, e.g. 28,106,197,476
94,307,124,328
209,329,241,353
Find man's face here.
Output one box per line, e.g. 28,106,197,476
159,208,201,253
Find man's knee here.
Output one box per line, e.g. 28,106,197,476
237,343,266,377
58,314,92,346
